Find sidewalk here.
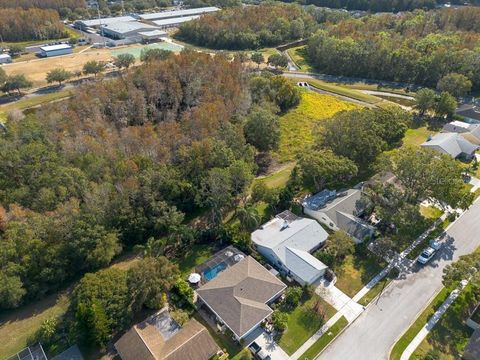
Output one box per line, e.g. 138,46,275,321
317,282,363,322
400,280,469,360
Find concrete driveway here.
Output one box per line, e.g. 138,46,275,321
249,331,289,360
316,283,363,323
318,199,480,360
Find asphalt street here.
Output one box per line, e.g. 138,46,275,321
318,198,480,360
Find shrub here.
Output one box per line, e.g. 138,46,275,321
272,310,288,332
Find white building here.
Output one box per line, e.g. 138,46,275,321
39,44,73,57
100,21,160,39
251,210,329,285
139,7,219,21
0,53,12,64
152,15,200,29
421,132,478,159
75,15,137,30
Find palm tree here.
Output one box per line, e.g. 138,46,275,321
237,204,260,232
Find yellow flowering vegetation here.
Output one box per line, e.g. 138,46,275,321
275,90,360,162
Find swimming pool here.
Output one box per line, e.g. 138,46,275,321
203,263,227,281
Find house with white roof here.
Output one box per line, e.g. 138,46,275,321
443,120,480,145
251,210,329,285
421,132,478,159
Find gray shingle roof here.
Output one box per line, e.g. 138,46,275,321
196,256,286,338
421,132,478,158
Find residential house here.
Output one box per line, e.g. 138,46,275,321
443,121,480,145
251,210,329,285
421,132,478,160
303,189,375,243
463,328,480,360
115,311,220,360
456,103,480,123
196,256,286,341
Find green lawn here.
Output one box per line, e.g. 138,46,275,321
278,295,337,355
287,46,313,72
411,284,476,359
420,205,443,220
294,77,383,105
390,287,451,360
177,243,215,275
334,252,386,298
401,127,434,148
358,268,398,306
276,90,359,162
300,316,348,360
0,292,70,359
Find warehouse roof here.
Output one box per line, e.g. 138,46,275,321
40,44,72,52
78,15,136,27
138,30,168,37
152,16,200,27
101,21,158,34
139,7,219,20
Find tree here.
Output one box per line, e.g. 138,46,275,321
83,60,104,78
171,309,190,326
297,149,358,192
272,310,288,332
127,256,179,311
172,279,194,307
435,92,457,119
46,68,72,86
251,52,264,68
140,48,172,63
198,167,234,225
237,204,260,232
244,106,280,152
113,53,135,70
443,253,480,288
0,67,6,86
267,53,288,69
325,230,355,261
8,44,25,57
437,73,472,98
0,273,26,309
76,299,110,346
2,74,32,95
284,287,302,309
415,88,436,116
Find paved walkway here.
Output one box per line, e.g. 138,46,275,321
400,280,469,360
290,312,344,360
469,176,480,193
251,331,290,360
316,282,363,322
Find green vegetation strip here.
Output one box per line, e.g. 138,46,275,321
295,78,383,104
300,316,349,360
406,217,451,260
1,90,73,114
389,287,450,360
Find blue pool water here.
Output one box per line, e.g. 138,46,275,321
203,263,227,281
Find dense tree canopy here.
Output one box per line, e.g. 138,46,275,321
175,4,317,50
307,7,480,90
0,8,69,42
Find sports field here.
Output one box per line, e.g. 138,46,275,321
111,41,183,58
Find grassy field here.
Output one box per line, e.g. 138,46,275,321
276,90,359,162
333,253,386,298
420,205,443,220
278,295,337,355
287,46,313,72
299,316,349,360
401,127,434,148
0,291,70,359
294,78,383,105
390,287,451,360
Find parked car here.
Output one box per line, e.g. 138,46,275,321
249,342,261,355
429,239,442,251
256,349,271,360
417,247,436,264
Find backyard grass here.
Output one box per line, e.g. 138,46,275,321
420,205,443,220
410,284,475,360
177,243,215,275
276,90,359,162
334,252,386,298
287,46,313,72
358,268,398,306
300,316,349,360
0,291,70,359
278,295,337,355
294,77,383,105
401,127,434,148
254,162,296,189
389,287,451,360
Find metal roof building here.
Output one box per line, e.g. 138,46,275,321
0,53,12,64
152,16,200,29
100,21,160,39
75,15,136,29
139,6,219,21
39,44,73,57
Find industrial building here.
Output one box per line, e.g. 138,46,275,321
152,16,200,29
138,6,219,21
0,53,12,64
138,30,168,42
100,21,160,40
75,15,136,30
39,44,73,57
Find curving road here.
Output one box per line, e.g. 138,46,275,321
318,199,480,360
